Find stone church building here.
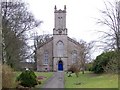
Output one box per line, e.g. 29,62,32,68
37,5,81,71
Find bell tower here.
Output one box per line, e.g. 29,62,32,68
53,5,67,35
53,5,68,71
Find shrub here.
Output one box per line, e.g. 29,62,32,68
67,64,80,77
92,51,118,74
2,64,14,88
105,58,118,73
16,70,38,88
92,52,110,73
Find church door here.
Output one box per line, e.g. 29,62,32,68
58,60,63,71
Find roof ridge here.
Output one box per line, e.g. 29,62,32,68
38,37,53,48
67,37,80,45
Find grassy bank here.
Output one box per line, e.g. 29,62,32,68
65,71,118,88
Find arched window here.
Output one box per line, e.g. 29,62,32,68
72,50,77,63
57,41,64,57
44,51,49,65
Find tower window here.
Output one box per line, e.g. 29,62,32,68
59,30,62,34
58,17,62,19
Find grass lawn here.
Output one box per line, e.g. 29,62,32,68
12,71,53,88
65,71,118,88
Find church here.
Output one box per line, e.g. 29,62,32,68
37,5,81,71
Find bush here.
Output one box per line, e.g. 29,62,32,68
2,64,14,88
16,70,38,88
67,64,76,73
67,64,79,77
105,58,118,73
92,52,110,73
92,51,118,74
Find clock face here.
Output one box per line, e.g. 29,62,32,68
59,30,62,34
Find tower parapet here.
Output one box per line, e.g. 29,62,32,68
54,5,66,13
53,5,67,35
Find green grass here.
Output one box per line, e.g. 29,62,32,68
65,71,118,88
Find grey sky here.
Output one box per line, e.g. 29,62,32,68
26,0,107,41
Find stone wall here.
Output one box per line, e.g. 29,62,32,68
67,37,81,69
36,36,81,71
37,40,53,71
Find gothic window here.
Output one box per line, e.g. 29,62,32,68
44,51,49,65
57,41,64,57
72,50,77,63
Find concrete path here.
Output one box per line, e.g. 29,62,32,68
43,71,64,88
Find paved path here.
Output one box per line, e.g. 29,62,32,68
43,71,64,88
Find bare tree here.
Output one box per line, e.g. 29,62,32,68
78,40,94,74
28,33,52,70
97,0,120,51
2,1,41,69
67,39,94,76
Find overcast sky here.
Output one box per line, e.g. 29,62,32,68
25,0,115,59
26,0,111,40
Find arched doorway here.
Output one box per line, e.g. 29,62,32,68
58,60,63,71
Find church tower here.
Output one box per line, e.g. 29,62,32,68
53,5,67,35
53,5,68,71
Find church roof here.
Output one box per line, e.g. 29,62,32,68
37,36,81,49
37,37,53,49
67,37,80,46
